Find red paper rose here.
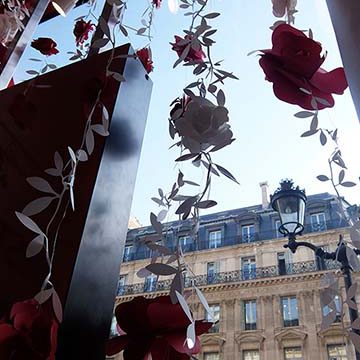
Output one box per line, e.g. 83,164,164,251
73,19,94,46
136,47,154,73
171,35,205,64
259,24,348,110
106,296,212,360
152,0,161,8
0,299,58,359
31,38,59,56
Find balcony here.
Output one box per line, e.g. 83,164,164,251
116,259,339,296
122,220,345,262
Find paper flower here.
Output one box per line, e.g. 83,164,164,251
172,96,233,153
152,0,162,8
0,299,58,359
259,24,348,110
136,47,154,73
31,37,59,56
106,296,212,360
73,19,94,46
171,35,205,64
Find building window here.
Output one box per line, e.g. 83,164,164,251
207,262,220,284
284,347,303,359
206,304,220,333
243,350,260,360
243,300,257,330
327,344,347,360
179,235,192,250
209,230,222,248
123,245,132,261
277,252,293,275
275,219,282,238
144,273,157,292
242,224,255,243
242,257,256,280
109,316,119,338
204,353,220,360
323,295,342,323
281,296,299,327
117,275,127,295
311,212,327,232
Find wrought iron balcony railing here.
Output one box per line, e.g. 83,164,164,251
116,259,339,296
123,219,347,262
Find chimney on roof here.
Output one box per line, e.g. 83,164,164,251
259,181,269,209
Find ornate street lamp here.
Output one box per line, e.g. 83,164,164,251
271,180,360,359
270,180,306,240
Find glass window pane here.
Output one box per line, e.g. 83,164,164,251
209,230,222,248
244,300,257,330
242,257,256,280
243,350,260,360
206,304,220,333
284,347,303,359
311,213,327,232
242,224,255,242
204,353,220,360
123,245,132,261
327,344,348,360
281,296,299,327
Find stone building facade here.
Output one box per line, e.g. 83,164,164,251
109,189,358,360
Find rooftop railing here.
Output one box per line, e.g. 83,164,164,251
123,219,346,262
116,259,339,296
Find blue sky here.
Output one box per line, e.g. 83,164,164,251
15,0,360,226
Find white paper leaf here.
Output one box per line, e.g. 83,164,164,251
175,291,193,323
91,124,109,136
69,185,75,211
346,246,360,272
26,234,44,257
34,288,54,304
186,322,195,349
86,128,95,155
27,177,57,195
102,106,109,132
157,209,168,222
136,267,152,278
145,263,177,276
77,149,88,162
195,286,214,321
170,271,184,304
15,211,43,234
45,168,61,177
52,290,63,323
68,146,77,163
23,196,55,216
54,151,63,171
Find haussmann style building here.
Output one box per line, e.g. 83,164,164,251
108,183,359,360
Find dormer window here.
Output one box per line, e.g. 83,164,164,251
241,224,255,243
310,212,326,232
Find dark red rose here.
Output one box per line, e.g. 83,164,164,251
152,0,161,8
171,35,205,64
259,24,348,110
136,47,154,73
0,299,58,360
73,19,94,46
106,296,212,360
31,38,59,56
